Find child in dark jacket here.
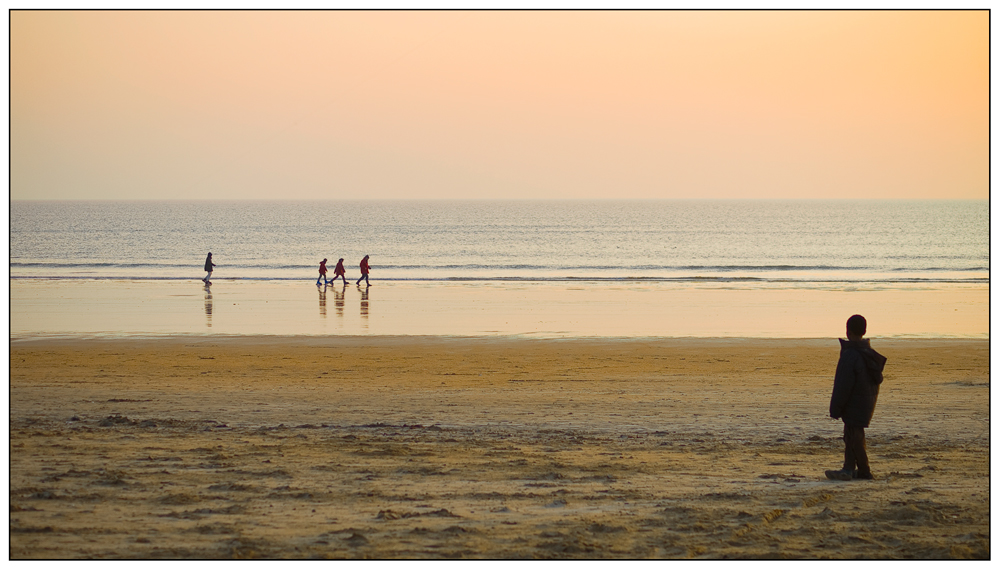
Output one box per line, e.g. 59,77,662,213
826,314,887,481
203,253,215,284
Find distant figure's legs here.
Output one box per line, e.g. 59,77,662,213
203,271,212,283
356,274,369,286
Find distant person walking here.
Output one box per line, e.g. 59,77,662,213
317,258,328,285
826,314,887,482
333,258,347,285
356,255,371,287
202,252,215,284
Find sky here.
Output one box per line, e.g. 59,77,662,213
9,10,989,200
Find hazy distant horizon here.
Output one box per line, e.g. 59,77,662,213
9,197,988,202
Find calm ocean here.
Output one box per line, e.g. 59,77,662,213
10,200,988,287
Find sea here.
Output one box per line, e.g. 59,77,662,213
9,200,989,287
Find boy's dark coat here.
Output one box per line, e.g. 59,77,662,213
830,339,887,428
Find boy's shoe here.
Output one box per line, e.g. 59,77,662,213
825,469,853,481
853,471,874,480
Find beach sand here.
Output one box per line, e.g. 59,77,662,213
9,336,989,559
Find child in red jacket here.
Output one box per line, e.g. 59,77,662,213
356,255,370,286
317,258,328,285
333,258,347,285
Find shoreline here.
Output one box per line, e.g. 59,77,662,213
8,333,987,345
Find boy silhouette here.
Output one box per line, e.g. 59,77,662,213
826,314,887,481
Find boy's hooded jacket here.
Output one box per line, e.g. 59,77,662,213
830,339,887,428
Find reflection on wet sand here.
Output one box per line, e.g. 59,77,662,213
334,284,345,318
203,283,213,328
359,285,369,328
9,280,989,339
318,283,327,318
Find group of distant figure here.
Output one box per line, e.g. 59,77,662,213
200,252,371,287
318,255,371,287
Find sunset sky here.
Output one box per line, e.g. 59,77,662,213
10,10,988,200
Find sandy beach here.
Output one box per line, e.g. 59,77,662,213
9,336,989,559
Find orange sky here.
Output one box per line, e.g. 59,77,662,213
10,10,988,200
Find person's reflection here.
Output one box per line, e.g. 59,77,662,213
204,283,213,328
359,285,369,328
318,282,327,318
334,284,345,318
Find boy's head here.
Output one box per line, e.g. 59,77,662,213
846,314,867,338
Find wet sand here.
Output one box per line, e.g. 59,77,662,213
8,336,989,559
10,279,989,338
